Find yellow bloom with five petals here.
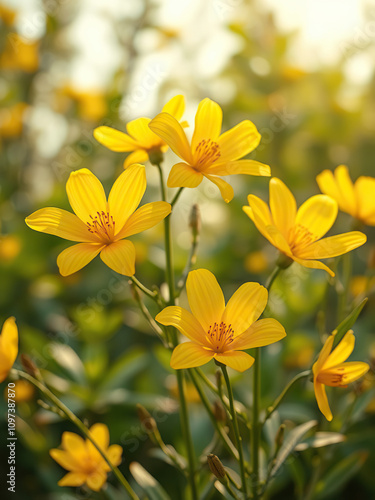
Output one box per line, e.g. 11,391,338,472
0,317,18,382
156,269,286,372
50,423,122,491
243,177,367,277
93,95,186,168
317,165,375,226
313,330,369,421
149,98,270,203
25,164,171,277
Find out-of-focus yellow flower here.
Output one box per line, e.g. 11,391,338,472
317,165,375,226
283,334,315,369
243,178,367,277
0,234,21,260
313,330,369,421
0,33,39,72
25,165,171,276
156,269,286,372
244,250,268,273
50,424,122,491
149,98,270,203
0,317,18,382
55,86,107,122
167,377,201,403
0,3,16,26
0,102,28,138
350,275,375,298
94,95,187,168
11,380,35,403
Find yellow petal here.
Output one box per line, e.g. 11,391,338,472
246,194,273,227
93,126,139,152
217,120,261,162
0,317,18,382
25,207,97,242
269,178,297,238
88,423,109,452
214,351,254,372
206,159,270,177
292,256,335,277
191,98,222,151
100,240,135,276
62,432,87,457
186,269,225,332
204,174,234,203
86,471,107,491
318,361,369,386
108,164,146,234
162,94,185,121
170,342,214,369
155,306,209,346
295,195,338,242
118,201,171,239
221,283,268,335
66,169,108,224
230,318,286,350
57,243,104,276
354,176,375,224
313,335,334,375
334,165,356,215
58,471,87,487
266,225,292,256
167,162,203,188
50,449,78,471
107,444,123,467
149,112,192,163
321,331,355,370
316,169,346,209
295,231,367,260
126,117,160,147
124,149,149,168
314,381,332,421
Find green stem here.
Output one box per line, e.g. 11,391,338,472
156,163,198,500
129,275,159,301
12,369,139,500
251,349,261,500
337,252,352,323
171,187,184,207
221,365,248,499
266,265,282,291
188,369,239,461
263,370,311,422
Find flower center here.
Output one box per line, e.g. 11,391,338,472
317,370,345,387
289,224,314,252
207,322,234,353
87,211,115,243
194,139,221,169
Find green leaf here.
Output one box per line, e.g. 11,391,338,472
331,298,368,349
98,348,148,392
295,432,345,451
129,462,171,500
270,420,318,480
312,451,368,500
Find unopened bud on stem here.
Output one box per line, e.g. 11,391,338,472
21,354,41,379
189,204,201,239
207,453,226,480
136,404,157,434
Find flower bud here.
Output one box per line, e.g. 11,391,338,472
212,400,226,422
136,404,157,434
21,354,41,379
207,453,226,479
189,204,201,239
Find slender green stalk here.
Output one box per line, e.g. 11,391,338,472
337,252,352,323
156,162,198,500
188,369,239,461
264,370,311,422
221,365,248,499
251,349,261,500
12,369,139,500
265,265,282,290
171,187,184,207
129,275,159,301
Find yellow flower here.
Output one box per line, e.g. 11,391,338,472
0,3,17,26
149,98,270,203
93,95,187,168
0,33,39,72
243,177,367,277
0,102,28,138
25,164,171,276
317,165,375,226
313,331,369,421
156,269,286,372
50,423,122,491
0,317,18,382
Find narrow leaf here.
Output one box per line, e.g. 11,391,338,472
331,298,368,349
129,462,171,500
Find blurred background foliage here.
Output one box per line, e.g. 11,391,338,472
0,0,375,498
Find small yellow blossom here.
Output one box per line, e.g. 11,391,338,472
25,164,171,276
0,3,16,26
55,85,107,122
0,317,18,382
156,269,286,372
11,380,35,403
244,250,268,273
50,424,122,491
149,98,270,203
0,234,21,261
243,177,367,277
313,330,369,421
0,33,39,72
0,102,28,138
94,95,187,168
317,165,375,226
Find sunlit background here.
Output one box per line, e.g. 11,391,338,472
1,0,375,498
